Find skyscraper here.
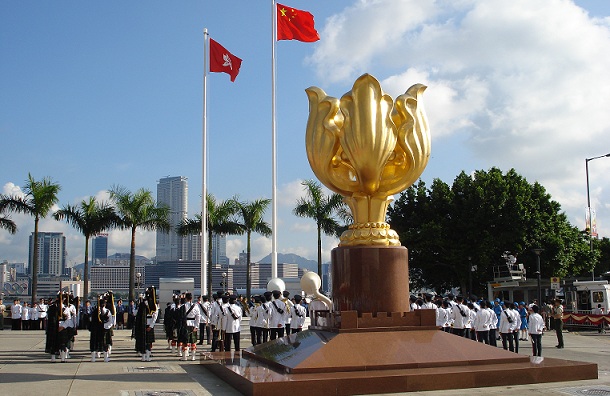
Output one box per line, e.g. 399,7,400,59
211,233,228,266
91,233,108,265
28,232,66,276
156,176,188,262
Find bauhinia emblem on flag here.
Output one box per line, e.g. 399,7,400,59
277,3,320,42
209,38,242,82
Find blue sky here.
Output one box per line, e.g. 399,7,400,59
2,0,610,269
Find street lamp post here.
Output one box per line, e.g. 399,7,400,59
586,153,610,281
135,272,142,297
532,249,543,306
221,272,227,293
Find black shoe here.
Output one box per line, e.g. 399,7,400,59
555,345,564,348
196,342,203,345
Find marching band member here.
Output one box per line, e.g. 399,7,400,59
251,295,266,345
269,290,288,340
197,295,211,346
89,294,114,362
262,292,272,343
58,293,75,362
290,295,307,333
223,295,243,352
134,286,158,362
45,295,61,362
281,291,293,334
178,292,201,361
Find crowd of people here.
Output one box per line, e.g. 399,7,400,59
161,288,311,359
1,287,579,362
7,284,317,364
410,293,568,356
1,298,50,330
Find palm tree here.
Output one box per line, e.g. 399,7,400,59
0,215,17,234
293,179,344,277
176,194,241,295
109,186,170,302
0,173,60,303
235,198,272,298
53,197,121,299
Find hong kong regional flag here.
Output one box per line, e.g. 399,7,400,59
209,38,242,82
277,3,320,42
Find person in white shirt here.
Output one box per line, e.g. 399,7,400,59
31,303,39,330
0,299,5,330
592,304,605,333
38,298,48,330
223,295,243,351
473,301,494,344
262,292,273,342
22,302,31,330
251,295,266,345
210,291,225,352
197,295,212,345
528,305,545,357
290,295,307,333
421,294,436,310
450,296,470,337
509,303,522,353
179,292,201,361
435,300,448,331
409,295,419,311
486,302,498,347
269,290,288,340
498,301,519,352
466,303,477,340
11,299,23,330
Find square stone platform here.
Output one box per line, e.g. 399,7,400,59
201,327,598,396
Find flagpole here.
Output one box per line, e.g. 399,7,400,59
271,0,278,279
201,28,209,296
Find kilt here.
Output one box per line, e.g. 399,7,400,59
186,326,197,344
58,327,71,350
146,326,156,344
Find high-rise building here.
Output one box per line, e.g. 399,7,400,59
156,176,188,262
211,234,228,266
184,233,201,261
91,234,108,265
28,232,66,276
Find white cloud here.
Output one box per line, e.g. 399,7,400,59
226,238,244,264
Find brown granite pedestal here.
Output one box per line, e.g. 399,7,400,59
201,246,597,395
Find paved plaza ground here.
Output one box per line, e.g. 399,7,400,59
0,321,608,396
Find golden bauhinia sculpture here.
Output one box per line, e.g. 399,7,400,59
305,73,430,246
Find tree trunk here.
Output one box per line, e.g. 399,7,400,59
84,235,90,299
246,231,251,299
129,226,137,302
317,225,322,278
31,216,40,304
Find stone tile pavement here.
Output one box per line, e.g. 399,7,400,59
0,324,608,396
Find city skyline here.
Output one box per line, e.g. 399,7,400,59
2,1,610,271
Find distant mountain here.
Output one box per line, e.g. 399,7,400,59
257,253,319,272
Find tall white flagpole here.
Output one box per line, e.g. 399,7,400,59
271,0,278,278
201,28,209,296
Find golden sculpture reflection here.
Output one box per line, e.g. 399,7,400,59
305,74,430,246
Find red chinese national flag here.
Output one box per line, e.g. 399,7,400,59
277,3,320,42
209,38,242,82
